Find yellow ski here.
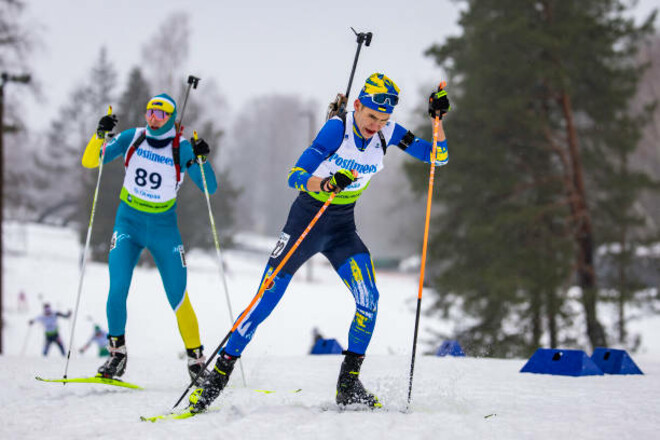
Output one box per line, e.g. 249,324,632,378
35,375,143,390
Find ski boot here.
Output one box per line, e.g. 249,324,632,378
336,351,381,408
186,346,209,386
188,351,238,413
97,335,127,378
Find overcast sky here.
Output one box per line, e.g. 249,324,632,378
20,0,465,131
17,0,658,133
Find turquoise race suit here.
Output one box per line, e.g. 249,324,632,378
95,124,217,348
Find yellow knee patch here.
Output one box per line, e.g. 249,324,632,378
175,291,201,349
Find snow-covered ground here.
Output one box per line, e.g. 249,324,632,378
2,223,659,439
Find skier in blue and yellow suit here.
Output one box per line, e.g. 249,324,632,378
190,74,451,412
82,93,217,384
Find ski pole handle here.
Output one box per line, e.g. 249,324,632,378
101,106,112,150
193,130,199,152
345,28,373,99
95,106,113,139
177,75,201,133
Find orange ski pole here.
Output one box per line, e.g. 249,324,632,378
173,172,356,408
407,102,443,405
229,190,338,332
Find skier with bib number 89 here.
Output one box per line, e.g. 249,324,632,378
189,73,451,412
81,93,218,384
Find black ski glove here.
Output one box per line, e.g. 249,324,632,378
320,169,356,193
428,84,451,119
190,137,210,164
97,114,118,133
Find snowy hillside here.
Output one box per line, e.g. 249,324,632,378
2,223,659,439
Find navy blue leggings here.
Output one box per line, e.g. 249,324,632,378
224,193,380,356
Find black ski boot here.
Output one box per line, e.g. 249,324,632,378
97,335,127,378
188,351,238,413
186,346,209,386
336,351,381,408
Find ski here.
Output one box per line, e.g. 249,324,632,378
140,406,221,422
35,375,143,390
140,388,302,422
252,388,302,395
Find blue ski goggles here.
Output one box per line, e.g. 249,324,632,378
363,93,399,106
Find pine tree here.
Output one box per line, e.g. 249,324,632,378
32,48,117,230
140,12,189,93
82,66,152,262
175,78,239,251
75,48,118,260
411,0,656,355
1,0,37,219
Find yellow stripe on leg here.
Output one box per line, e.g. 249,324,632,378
175,291,202,349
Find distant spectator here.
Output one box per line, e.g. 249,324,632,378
17,290,28,313
79,325,110,357
29,303,71,356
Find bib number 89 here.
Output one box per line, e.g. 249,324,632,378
135,168,162,189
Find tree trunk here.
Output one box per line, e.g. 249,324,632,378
559,91,608,349
546,289,558,348
531,291,543,348
617,229,628,344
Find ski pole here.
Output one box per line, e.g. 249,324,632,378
172,75,200,181
20,322,33,356
345,27,372,100
177,75,199,129
63,106,113,380
192,131,246,387
172,183,348,409
177,76,243,384
327,28,373,120
407,87,445,405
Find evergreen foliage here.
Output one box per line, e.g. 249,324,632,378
408,0,656,356
173,79,240,252
75,48,119,260
1,0,38,219
82,66,151,261
32,48,117,232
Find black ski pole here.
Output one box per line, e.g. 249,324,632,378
172,75,200,182
345,27,372,100
178,75,200,126
326,27,373,120
173,331,230,409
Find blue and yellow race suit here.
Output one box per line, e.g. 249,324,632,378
83,125,217,350
224,111,447,356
